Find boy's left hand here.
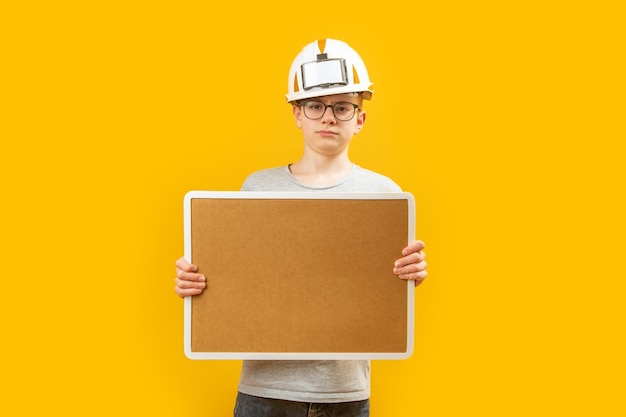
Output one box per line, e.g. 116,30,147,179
393,240,428,286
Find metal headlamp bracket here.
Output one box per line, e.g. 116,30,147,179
301,56,348,90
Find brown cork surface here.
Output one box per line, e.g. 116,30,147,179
189,197,410,354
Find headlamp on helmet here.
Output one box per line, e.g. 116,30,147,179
301,56,348,90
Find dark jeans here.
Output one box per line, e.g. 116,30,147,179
234,392,370,417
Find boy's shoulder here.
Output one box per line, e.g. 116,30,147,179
240,166,289,191
245,166,286,180
346,165,403,192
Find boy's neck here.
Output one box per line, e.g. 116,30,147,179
288,155,353,186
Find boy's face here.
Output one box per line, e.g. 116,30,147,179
292,94,366,157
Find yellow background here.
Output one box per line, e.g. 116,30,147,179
1,1,624,415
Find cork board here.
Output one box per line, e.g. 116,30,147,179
183,191,415,360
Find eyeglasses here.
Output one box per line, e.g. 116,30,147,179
300,100,360,121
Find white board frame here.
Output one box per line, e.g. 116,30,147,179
183,191,416,360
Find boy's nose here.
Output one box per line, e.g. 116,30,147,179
321,106,337,123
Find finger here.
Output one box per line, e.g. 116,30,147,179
175,257,198,273
397,265,428,282
176,267,205,283
393,251,426,270
394,260,428,277
174,284,205,298
174,277,206,298
409,271,428,286
402,240,425,256
174,276,206,288
412,251,425,264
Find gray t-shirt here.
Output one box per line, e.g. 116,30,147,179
237,164,401,403
241,164,401,193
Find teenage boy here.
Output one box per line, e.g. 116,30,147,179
175,38,428,417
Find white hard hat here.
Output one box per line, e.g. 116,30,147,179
286,38,374,102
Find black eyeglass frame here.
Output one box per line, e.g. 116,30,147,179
298,100,360,121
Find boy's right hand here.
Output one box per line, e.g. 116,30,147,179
174,257,206,298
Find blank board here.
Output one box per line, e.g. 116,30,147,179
183,191,416,359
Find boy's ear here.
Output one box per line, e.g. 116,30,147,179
292,104,303,129
355,110,366,134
